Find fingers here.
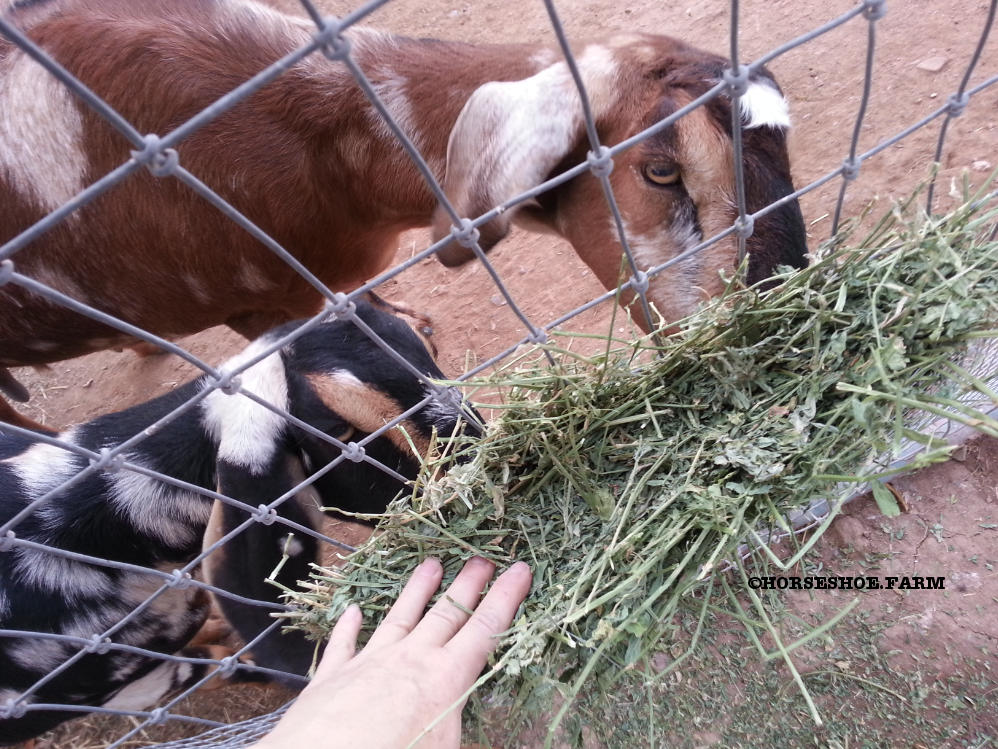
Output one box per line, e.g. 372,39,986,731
364,557,444,649
314,604,362,680
447,561,531,674
409,556,497,646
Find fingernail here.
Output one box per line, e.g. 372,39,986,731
509,561,530,575
417,557,442,575
343,603,362,621
469,556,495,570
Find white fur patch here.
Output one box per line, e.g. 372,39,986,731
23,264,91,304
529,48,559,68
11,546,114,600
328,369,365,391
368,69,448,177
236,263,276,293
5,429,80,499
217,0,313,45
102,661,183,711
201,337,289,474
184,274,213,305
0,688,27,707
445,47,619,215
574,44,619,119
740,81,790,129
617,216,699,271
616,216,703,317
7,635,72,673
420,384,465,432
0,51,88,213
110,461,210,548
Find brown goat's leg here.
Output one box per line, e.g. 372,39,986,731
0,397,53,434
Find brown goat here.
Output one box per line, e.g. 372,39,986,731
0,0,807,428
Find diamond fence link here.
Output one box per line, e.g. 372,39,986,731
0,0,996,745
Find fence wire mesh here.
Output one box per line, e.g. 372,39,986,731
0,0,996,745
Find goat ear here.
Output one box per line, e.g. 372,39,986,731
431,66,590,266
202,453,324,684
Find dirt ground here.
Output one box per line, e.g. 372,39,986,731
5,0,998,746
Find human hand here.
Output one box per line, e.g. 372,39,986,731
254,557,532,749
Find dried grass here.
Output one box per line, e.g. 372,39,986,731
282,184,998,745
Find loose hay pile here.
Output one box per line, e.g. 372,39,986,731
283,189,998,742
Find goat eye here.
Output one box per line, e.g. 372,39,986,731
642,164,681,186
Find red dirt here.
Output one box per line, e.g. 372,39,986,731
6,0,996,746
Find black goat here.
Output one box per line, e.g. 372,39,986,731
0,301,479,743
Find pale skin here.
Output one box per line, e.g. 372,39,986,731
254,557,533,749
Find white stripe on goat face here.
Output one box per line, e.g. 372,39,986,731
740,81,791,129
201,336,289,475
615,215,703,322
0,51,88,214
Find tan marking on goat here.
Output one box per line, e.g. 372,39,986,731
305,372,428,458
285,452,327,527
200,500,232,598
673,99,739,302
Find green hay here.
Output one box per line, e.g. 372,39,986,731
281,185,998,744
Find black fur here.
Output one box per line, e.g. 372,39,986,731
0,302,479,743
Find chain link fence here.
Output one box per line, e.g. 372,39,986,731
1,0,996,745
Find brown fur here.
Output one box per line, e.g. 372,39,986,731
304,372,427,457
0,0,806,426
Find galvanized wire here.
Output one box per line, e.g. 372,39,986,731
925,0,997,213
830,0,884,236
0,0,995,745
542,0,657,332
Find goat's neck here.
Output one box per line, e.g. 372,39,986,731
294,34,549,224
